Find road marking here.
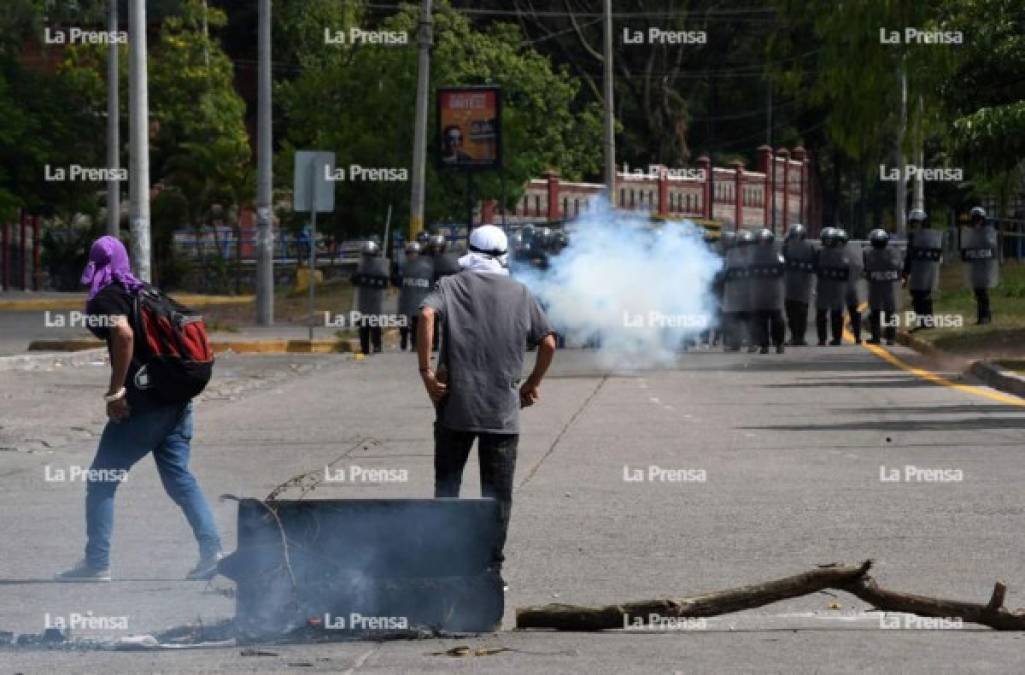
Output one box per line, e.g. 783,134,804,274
843,304,1025,408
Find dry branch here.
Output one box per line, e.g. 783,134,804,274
516,560,1025,631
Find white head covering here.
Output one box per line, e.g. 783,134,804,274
458,224,509,275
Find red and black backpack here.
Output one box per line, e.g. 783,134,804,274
131,284,214,403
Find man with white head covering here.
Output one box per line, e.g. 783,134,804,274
417,225,556,587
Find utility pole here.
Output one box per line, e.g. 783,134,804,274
602,0,616,204
409,0,433,239
912,92,924,213
256,0,274,324
894,57,908,235
767,84,775,231
106,0,120,236
128,0,151,281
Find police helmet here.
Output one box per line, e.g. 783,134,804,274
785,223,806,241
738,229,756,246
868,228,889,248
415,231,430,246
508,231,524,250
757,228,775,244
908,208,927,224
969,206,986,224
520,224,536,243
721,230,737,249
836,228,850,244
405,241,421,255
820,227,836,246
361,240,380,256
428,234,447,252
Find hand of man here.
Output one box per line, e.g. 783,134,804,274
519,380,540,408
421,370,448,403
106,398,130,422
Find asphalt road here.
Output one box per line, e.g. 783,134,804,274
2,341,1025,673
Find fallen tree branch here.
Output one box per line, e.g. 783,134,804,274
516,561,872,631
516,560,1025,631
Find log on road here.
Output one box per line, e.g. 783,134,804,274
516,560,1025,631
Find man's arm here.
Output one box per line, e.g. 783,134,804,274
417,306,447,403
106,317,133,420
520,333,556,408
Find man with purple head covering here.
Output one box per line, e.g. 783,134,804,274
56,236,222,582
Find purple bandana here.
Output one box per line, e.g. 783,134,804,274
81,236,145,302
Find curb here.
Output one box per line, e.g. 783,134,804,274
0,348,107,371
895,330,941,357
0,294,253,312
968,361,1025,400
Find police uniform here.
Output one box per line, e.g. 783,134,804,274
844,240,865,343
721,244,752,350
863,244,902,343
782,237,816,344
397,254,435,350
961,222,999,324
903,228,943,329
748,241,786,352
352,253,390,354
815,244,849,345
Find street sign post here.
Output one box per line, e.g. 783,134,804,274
294,151,336,342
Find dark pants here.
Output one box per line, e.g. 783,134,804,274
868,308,897,343
753,309,785,348
846,303,863,342
974,288,992,323
434,424,518,572
399,315,418,351
784,300,808,344
910,290,933,329
723,311,749,350
816,308,843,344
359,326,382,354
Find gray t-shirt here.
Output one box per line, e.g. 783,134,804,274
422,270,553,434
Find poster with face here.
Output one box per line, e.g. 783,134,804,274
437,87,501,169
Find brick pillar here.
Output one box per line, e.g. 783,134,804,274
1,221,8,290
656,165,669,218
545,171,561,222
732,160,744,230
791,146,806,225
757,145,773,227
32,215,41,290
19,210,27,290
696,156,712,220
481,199,497,225
777,147,790,234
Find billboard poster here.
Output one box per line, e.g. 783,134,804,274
437,86,501,170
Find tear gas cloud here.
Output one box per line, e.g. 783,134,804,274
514,199,722,369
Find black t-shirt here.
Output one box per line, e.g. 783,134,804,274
85,283,154,405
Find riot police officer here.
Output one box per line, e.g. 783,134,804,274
722,230,755,351
711,230,737,347
749,229,786,354
782,223,816,345
397,242,434,351
814,227,850,345
838,229,864,344
429,233,462,281
902,208,942,331
351,240,390,355
863,228,902,345
962,206,998,324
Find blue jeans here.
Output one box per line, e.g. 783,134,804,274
85,398,221,568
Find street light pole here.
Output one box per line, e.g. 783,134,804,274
602,0,616,204
128,0,151,281
409,0,433,239
256,0,274,324
106,0,120,237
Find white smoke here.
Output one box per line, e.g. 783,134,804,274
514,198,722,369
